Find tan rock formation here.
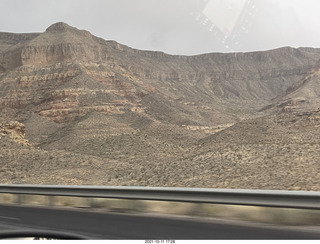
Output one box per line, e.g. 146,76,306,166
0,121,30,145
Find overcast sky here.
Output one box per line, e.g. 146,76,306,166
1,0,320,55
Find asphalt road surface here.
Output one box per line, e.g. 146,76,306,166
0,204,320,239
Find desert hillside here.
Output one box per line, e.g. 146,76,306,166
1,22,320,190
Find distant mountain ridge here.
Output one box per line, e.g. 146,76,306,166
1,22,320,126
2,23,320,189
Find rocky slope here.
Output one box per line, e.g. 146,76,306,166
1,22,320,190
188,109,320,190
1,22,320,126
262,60,320,113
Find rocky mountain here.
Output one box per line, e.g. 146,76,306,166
1,22,320,190
261,60,320,113
1,22,320,125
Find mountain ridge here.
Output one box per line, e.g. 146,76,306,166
1,22,320,189
1,23,320,125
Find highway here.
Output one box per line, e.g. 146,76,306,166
0,204,320,239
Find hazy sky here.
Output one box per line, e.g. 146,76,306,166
1,0,320,55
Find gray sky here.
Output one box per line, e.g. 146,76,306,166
1,0,320,55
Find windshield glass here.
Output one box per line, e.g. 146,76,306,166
0,0,320,191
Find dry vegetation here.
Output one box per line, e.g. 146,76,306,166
1,23,320,191
1,109,320,191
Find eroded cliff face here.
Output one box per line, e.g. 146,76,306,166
0,61,149,123
2,23,320,189
260,59,320,113
1,22,320,125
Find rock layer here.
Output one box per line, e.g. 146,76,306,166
1,23,320,126
1,23,320,189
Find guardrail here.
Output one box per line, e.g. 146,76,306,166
0,184,320,210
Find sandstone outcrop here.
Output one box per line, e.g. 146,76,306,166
0,120,30,145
